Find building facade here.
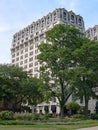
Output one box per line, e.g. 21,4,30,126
11,8,85,114
85,25,98,40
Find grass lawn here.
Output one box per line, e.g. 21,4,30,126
0,120,98,130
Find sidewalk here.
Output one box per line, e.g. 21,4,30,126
77,126,98,130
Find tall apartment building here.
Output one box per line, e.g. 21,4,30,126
85,25,98,40
11,8,85,114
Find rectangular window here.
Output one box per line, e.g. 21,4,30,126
25,48,28,52
25,54,28,58
24,59,28,63
30,46,33,50
29,63,33,67
29,57,33,62
34,67,38,72
20,55,23,59
29,51,33,56
16,57,19,61
35,49,38,54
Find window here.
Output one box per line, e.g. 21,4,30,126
24,65,27,69
31,26,34,33
29,69,33,73
35,61,38,66
54,12,56,21
12,54,15,58
78,18,82,26
47,16,50,24
24,59,28,63
35,49,38,54
20,55,23,59
30,35,33,38
34,73,38,78
41,20,44,27
21,50,23,54
25,37,28,40
94,28,96,36
30,40,33,45
94,36,97,40
35,37,38,42
25,42,28,47
30,46,33,50
29,63,33,67
12,59,15,63
29,51,33,56
25,48,28,52
52,97,56,102
36,23,39,30
87,31,90,38
40,34,44,39
29,57,33,62
63,12,66,20
36,32,39,35
35,55,37,59
34,67,38,72
16,57,19,61
71,15,74,22
25,54,28,58
20,61,23,65
35,43,38,48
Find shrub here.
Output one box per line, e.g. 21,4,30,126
15,114,33,121
43,114,49,120
78,106,85,114
91,114,98,120
72,114,86,119
32,113,40,120
0,111,14,120
66,102,80,112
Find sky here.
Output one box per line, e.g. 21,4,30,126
0,0,98,64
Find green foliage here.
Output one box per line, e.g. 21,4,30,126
21,77,44,106
91,114,98,120
38,24,82,118
0,111,14,120
72,114,86,119
78,106,85,114
43,113,49,120
66,102,80,111
15,114,33,121
69,39,98,117
32,113,40,120
0,64,43,112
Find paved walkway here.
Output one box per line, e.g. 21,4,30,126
77,126,98,130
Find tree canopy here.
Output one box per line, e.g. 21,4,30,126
38,24,83,118
0,64,43,112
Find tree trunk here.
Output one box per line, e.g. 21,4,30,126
84,96,89,118
60,104,64,118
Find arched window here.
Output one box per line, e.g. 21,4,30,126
78,18,82,26
54,12,56,21
63,12,66,20
71,15,74,22
47,16,50,24
41,20,44,27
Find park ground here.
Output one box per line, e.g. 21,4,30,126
0,119,98,130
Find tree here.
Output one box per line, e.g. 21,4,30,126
21,77,44,107
70,39,98,117
0,64,29,111
38,24,82,118
0,64,43,112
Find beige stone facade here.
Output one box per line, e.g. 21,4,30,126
85,25,98,40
